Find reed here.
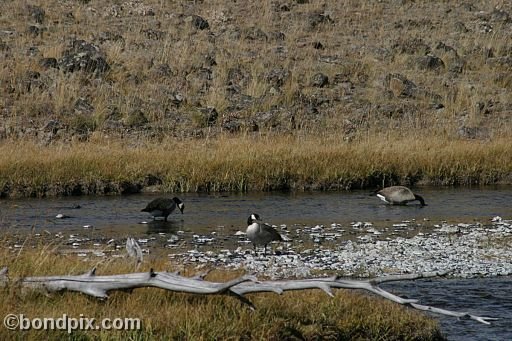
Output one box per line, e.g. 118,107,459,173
0,243,444,340
0,135,510,197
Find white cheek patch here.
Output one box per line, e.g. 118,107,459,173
376,194,389,203
251,214,257,220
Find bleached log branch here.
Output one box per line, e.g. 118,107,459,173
0,267,260,308
125,237,143,265
0,267,497,324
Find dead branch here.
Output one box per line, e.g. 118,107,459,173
0,267,497,324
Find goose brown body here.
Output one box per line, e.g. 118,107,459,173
246,213,283,254
141,197,184,221
372,186,426,206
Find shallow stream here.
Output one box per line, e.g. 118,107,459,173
1,186,511,340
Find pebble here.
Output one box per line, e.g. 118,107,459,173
165,217,512,279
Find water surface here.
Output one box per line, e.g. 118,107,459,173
1,187,511,340
1,186,511,234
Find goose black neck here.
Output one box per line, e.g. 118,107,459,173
415,194,426,206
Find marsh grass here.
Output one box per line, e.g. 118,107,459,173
0,1,511,197
0,243,444,340
0,135,510,197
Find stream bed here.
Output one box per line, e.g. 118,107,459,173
1,186,511,340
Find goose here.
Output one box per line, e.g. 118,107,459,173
246,213,283,255
141,197,184,221
371,186,426,206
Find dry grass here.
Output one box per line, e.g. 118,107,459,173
0,243,444,340
1,1,512,140
0,135,511,197
0,1,511,198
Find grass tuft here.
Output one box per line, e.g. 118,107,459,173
0,135,511,197
0,244,444,340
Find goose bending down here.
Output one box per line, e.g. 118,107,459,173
246,213,284,255
141,197,184,221
371,186,426,206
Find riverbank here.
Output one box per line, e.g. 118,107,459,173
0,135,511,198
0,246,443,340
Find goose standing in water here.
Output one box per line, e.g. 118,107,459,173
141,197,184,221
371,186,426,206
246,213,284,255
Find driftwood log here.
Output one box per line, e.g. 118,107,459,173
0,267,497,325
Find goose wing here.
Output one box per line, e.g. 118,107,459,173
142,198,174,211
261,223,283,241
379,186,415,202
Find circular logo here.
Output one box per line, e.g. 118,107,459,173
3,314,19,330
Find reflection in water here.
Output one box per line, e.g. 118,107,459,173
0,187,511,340
144,219,184,234
1,186,511,235
382,277,512,341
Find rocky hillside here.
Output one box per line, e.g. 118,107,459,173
1,0,511,144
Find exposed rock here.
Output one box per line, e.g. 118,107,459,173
164,218,512,280
414,55,445,71
272,2,291,12
312,41,324,49
38,119,65,144
435,42,464,73
0,39,9,52
311,72,329,87
27,5,45,24
96,31,125,44
21,71,42,92
269,31,286,41
123,110,148,127
454,21,469,33
27,25,42,37
243,27,268,41
391,37,431,55
186,15,209,30
254,108,295,131
141,28,165,40
203,53,217,67
74,98,94,116
39,57,58,69
265,67,290,88
57,40,110,75
227,67,250,89
195,107,218,127
221,115,242,133
143,174,163,187
308,11,334,29
114,1,155,16
490,8,511,23
457,125,489,140
385,74,442,104
27,47,39,57
42,119,63,134
486,56,512,68
386,74,417,98
152,63,173,78
169,91,185,106
225,82,241,96
318,55,344,65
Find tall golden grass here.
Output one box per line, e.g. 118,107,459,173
0,243,443,340
0,135,510,197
